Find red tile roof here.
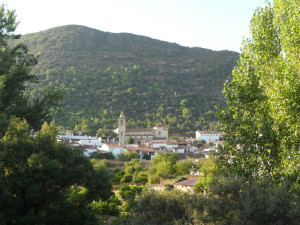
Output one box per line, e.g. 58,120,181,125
174,179,198,186
197,131,220,134
105,144,122,147
124,146,165,153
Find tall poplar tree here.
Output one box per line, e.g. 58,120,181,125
217,0,299,183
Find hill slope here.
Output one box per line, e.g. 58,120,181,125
15,25,239,134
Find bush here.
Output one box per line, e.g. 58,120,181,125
174,176,187,183
142,153,151,160
126,137,134,144
89,152,114,159
118,151,139,162
201,177,300,225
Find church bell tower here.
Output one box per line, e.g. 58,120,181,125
118,111,126,146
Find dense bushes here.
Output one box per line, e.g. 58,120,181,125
89,152,115,159
114,177,299,225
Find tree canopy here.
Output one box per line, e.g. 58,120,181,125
217,0,299,184
0,5,114,224
0,5,63,136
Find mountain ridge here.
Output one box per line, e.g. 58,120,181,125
14,25,239,134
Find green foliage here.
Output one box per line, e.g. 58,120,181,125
124,159,145,176
175,158,196,176
0,7,114,224
36,120,57,143
217,0,299,184
150,153,179,178
200,176,300,225
111,170,125,185
194,177,213,192
142,153,151,160
119,185,143,213
147,171,161,184
121,158,148,185
117,176,299,225
67,185,89,206
89,152,115,159
118,150,139,162
89,199,120,224
96,128,115,138
2,117,30,142
0,5,63,135
192,139,206,147
0,119,112,224
120,174,133,184
199,157,220,178
126,137,134,144
132,171,148,185
119,190,202,225
90,159,110,169
12,24,238,134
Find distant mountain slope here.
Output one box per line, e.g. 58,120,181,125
14,25,239,134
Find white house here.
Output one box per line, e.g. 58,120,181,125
150,140,178,151
196,131,220,142
78,138,102,147
56,135,97,142
185,137,197,143
98,144,126,157
82,148,98,157
124,146,165,159
171,147,185,154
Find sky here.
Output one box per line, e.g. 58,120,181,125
1,0,270,52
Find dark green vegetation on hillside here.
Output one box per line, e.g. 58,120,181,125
13,25,239,133
2,0,298,224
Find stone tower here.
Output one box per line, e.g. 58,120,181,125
118,111,126,146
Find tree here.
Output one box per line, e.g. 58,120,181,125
97,128,113,138
182,107,192,119
36,120,57,142
0,7,112,224
0,119,111,224
217,0,299,184
175,158,195,176
124,158,145,175
194,157,220,193
132,171,148,185
197,176,300,225
126,137,134,144
121,190,195,225
89,195,121,225
150,153,178,178
118,151,139,162
0,5,63,135
119,185,143,214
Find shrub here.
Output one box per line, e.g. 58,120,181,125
89,152,114,159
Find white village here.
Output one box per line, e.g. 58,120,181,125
57,111,222,160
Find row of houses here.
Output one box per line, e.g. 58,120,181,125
57,133,223,159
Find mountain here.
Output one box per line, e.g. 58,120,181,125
14,25,239,134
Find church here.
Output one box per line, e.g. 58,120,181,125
117,111,168,146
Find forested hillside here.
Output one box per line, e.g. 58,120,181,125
14,25,239,134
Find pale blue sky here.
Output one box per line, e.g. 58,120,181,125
2,0,270,52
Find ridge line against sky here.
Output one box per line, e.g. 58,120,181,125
2,0,271,52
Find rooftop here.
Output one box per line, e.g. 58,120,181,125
197,131,220,134
174,179,199,186
126,128,154,132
